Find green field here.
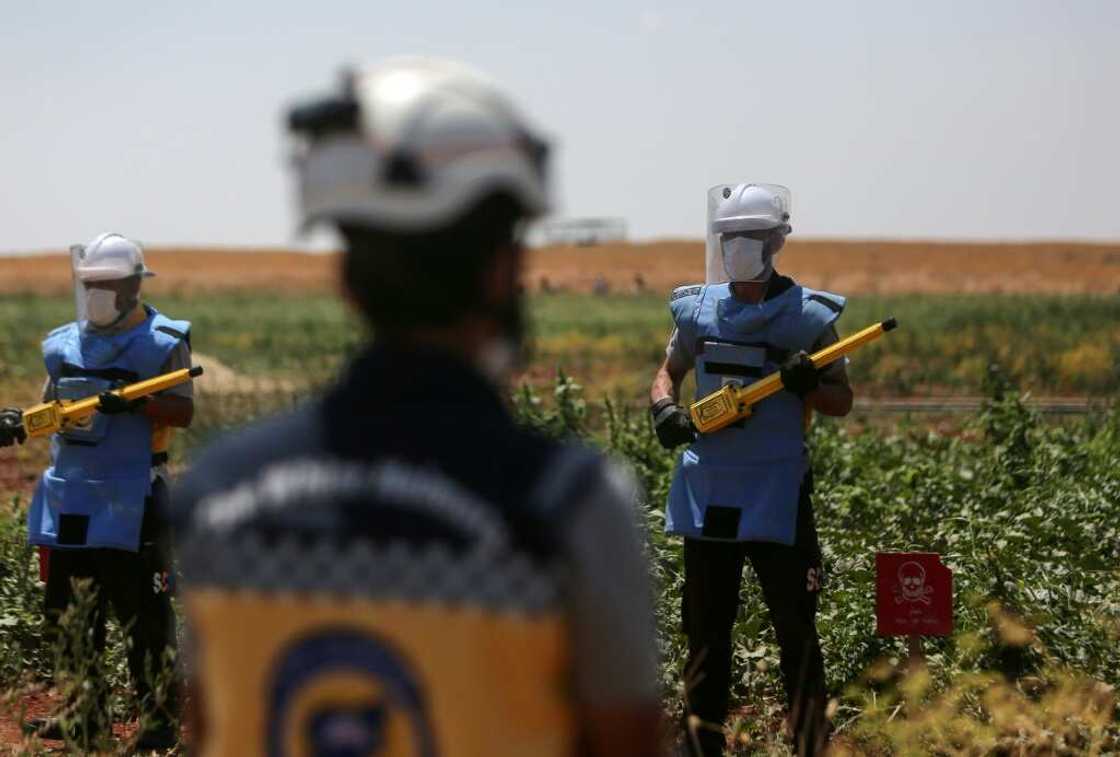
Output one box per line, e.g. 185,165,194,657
2,291,1119,398
0,291,1118,753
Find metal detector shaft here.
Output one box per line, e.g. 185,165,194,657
689,319,897,434
20,365,204,438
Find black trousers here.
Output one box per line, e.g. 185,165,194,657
681,475,828,757
44,476,179,725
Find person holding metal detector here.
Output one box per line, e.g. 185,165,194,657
0,233,194,750
172,58,661,757
650,184,853,756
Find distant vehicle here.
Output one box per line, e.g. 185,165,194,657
539,217,627,246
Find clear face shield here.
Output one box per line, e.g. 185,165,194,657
705,183,792,284
70,244,88,327
71,244,143,332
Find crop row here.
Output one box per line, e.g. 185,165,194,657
1,293,1118,403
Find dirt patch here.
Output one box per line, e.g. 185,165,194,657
1,240,1118,296
527,239,1120,295
0,248,339,297
0,687,56,754
0,687,181,754
190,352,294,395
0,440,47,505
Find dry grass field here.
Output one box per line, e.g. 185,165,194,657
2,239,1118,295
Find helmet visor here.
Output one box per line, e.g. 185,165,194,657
705,183,791,284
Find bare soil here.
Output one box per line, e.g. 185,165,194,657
189,352,295,395
0,687,178,755
1,240,1118,296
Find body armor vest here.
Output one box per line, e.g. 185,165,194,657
27,307,189,551
666,281,843,544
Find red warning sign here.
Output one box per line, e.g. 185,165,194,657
875,552,953,637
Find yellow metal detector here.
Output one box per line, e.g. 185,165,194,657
689,319,897,434
19,366,203,439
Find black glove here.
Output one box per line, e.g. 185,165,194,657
0,408,26,447
97,392,147,415
780,350,820,398
650,398,697,449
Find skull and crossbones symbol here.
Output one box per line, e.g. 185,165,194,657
894,561,934,605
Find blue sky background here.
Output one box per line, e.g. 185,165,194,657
2,0,1118,251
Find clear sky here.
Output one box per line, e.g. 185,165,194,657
2,0,1118,252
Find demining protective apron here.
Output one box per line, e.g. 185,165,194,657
27,307,191,552
666,282,843,544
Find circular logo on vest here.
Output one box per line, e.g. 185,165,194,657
267,628,436,757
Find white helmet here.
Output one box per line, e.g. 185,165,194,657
705,183,792,284
72,233,155,282
711,183,791,235
287,57,550,232
70,233,152,329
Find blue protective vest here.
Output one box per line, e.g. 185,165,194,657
27,307,190,552
666,281,844,544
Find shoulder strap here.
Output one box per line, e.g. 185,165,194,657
807,292,843,314
42,324,78,380
796,288,846,346
670,284,702,302
670,284,706,352
150,313,193,348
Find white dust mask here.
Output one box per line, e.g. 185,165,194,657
86,288,121,327
720,235,770,282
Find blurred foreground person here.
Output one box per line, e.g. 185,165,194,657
174,58,661,756
649,184,852,756
3,233,192,750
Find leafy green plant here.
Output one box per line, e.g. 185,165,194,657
511,374,1120,753
0,498,49,683
3,290,1119,753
